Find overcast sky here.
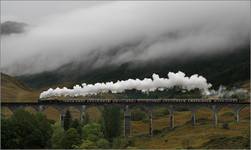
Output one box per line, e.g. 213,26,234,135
1,1,250,75
1,1,109,24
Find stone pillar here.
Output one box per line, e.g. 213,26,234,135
168,107,174,129
124,105,131,137
59,110,65,127
231,104,248,123
39,105,44,112
191,109,196,126
235,110,240,123
212,105,218,127
149,109,153,136
80,105,86,123
213,111,218,127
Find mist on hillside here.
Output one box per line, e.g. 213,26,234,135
1,1,250,75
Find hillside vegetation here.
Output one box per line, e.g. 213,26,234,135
1,73,39,102
2,102,249,149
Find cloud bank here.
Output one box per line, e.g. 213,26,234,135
1,1,250,75
1,21,28,35
40,71,212,98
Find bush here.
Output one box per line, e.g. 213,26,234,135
201,136,250,149
112,137,129,149
61,128,81,149
82,123,103,141
97,138,110,149
131,109,147,121
102,106,121,142
63,110,72,131
153,107,169,117
222,123,229,129
153,129,162,135
51,122,64,149
78,140,98,149
71,119,82,136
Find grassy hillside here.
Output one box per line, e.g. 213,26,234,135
1,73,39,102
130,107,250,149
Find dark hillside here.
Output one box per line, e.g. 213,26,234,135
17,45,250,89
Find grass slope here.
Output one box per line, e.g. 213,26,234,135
131,107,250,149
1,73,39,102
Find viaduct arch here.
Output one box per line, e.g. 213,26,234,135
1,99,249,137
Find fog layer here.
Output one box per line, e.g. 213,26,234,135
1,1,250,75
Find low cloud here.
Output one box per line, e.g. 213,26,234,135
1,21,27,35
1,1,250,75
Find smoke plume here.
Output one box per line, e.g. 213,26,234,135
40,71,212,98
209,85,249,100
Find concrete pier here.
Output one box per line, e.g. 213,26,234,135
212,105,219,127
149,109,153,136
59,111,65,127
169,108,174,129
191,109,196,126
124,105,131,137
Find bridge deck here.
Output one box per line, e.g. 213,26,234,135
1,99,250,106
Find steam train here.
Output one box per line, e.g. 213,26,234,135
38,98,239,103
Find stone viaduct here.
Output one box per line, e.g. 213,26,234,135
1,99,250,137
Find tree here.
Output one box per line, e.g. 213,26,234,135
33,112,53,147
1,109,52,149
82,123,103,141
78,140,98,149
97,138,110,149
82,112,90,125
71,119,82,136
112,137,129,149
51,122,64,149
102,106,121,142
61,128,81,149
63,110,72,131
1,117,18,148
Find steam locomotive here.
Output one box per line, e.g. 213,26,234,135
38,98,239,103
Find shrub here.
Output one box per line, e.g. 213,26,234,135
97,138,110,149
102,106,121,142
63,110,72,131
131,109,147,121
78,140,98,149
82,123,103,140
112,137,129,149
51,122,64,149
61,128,81,149
153,129,162,135
222,123,229,129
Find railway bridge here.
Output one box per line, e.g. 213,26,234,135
1,99,250,137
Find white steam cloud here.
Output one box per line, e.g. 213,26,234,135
209,85,249,100
1,1,250,75
40,71,212,98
